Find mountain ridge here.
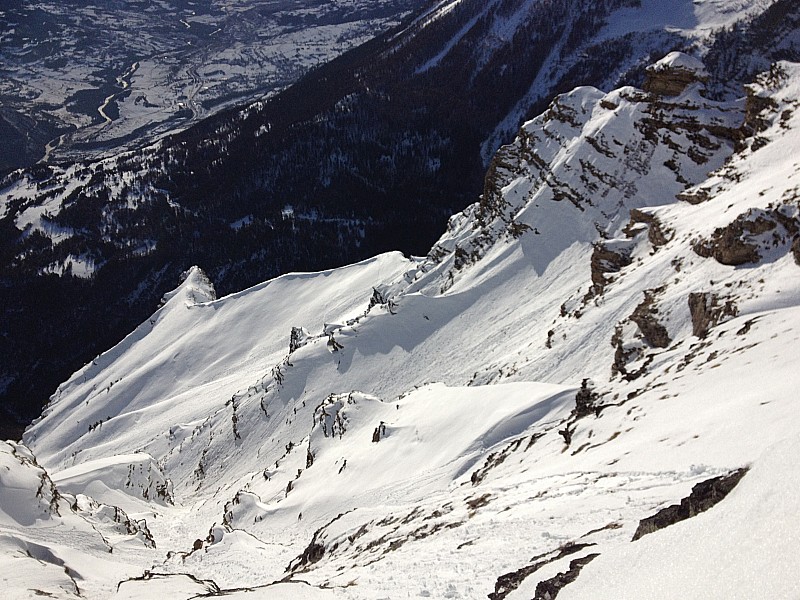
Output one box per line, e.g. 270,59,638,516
3,48,799,597
7,0,796,430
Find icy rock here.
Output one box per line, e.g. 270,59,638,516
208,524,226,544
289,326,311,354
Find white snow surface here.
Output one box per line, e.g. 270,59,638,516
598,0,774,40
649,51,710,76
5,59,800,598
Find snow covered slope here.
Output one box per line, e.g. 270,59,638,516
8,56,800,597
0,440,156,599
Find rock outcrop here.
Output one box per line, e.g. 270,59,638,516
632,468,748,541
688,293,738,338
643,52,709,97
630,289,671,348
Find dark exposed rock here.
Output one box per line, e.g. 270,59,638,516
369,287,388,308
741,65,785,141
693,220,761,265
632,468,748,541
630,289,671,348
477,145,517,227
610,324,643,381
533,553,600,600
545,329,555,349
626,208,672,247
327,334,344,353
287,510,354,573
574,379,598,418
589,241,633,296
471,435,538,485
558,426,574,446
488,543,595,600
645,70,701,96
289,327,310,354
372,421,386,443
466,493,492,512
793,236,800,265
644,64,707,96
688,292,739,338
676,187,711,204
294,541,325,569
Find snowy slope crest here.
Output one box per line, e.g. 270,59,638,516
0,441,159,599
53,453,174,509
16,58,800,598
0,441,59,526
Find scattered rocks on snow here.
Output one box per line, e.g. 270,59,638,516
693,205,800,266
313,393,358,439
488,543,597,600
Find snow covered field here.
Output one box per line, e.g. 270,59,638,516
2,50,799,597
